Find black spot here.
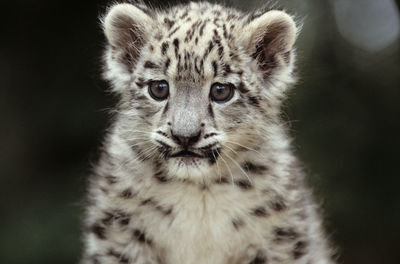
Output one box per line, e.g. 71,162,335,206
101,211,131,226
293,241,308,259
212,60,218,77
155,203,173,215
120,188,133,199
251,207,269,217
180,10,188,19
232,218,244,230
91,224,106,239
173,38,179,56
223,64,231,76
154,171,169,183
105,175,117,184
161,207,173,216
133,229,152,245
269,196,287,212
249,255,267,264
223,24,228,38
168,26,179,38
108,249,129,263
237,82,249,94
218,45,224,58
101,212,114,226
135,82,145,88
164,18,175,29
141,198,153,206
204,132,218,139
274,227,299,242
161,42,169,55
243,162,268,174
205,40,214,57
135,77,147,88
164,58,171,72
208,104,214,118
144,61,158,69
199,21,207,36
119,216,130,226
236,180,253,190
248,96,260,106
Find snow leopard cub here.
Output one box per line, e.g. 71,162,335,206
82,1,334,264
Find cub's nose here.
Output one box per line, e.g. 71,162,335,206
171,130,201,148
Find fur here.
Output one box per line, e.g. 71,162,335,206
81,2,334,264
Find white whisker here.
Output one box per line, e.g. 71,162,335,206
212,150,222,182
225,140,265,158
216,149,234,186
222,151,252,184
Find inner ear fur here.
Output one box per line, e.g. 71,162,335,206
243,10,297,76
103,3,154,69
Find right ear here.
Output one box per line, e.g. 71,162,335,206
103,3,153,71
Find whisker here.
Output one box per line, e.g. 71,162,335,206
138,146,158,161
125,137,151,142
225,140,265,158
222,152,252,184
127,140,152,149
222,144,239,156
216,149,234,187
211,151,222,182
128,144,158,162
130,130,153,134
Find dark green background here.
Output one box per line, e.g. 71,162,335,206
1,0,399,263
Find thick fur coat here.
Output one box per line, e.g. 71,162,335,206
82,2,334,264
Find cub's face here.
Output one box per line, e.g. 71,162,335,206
103,2,297,182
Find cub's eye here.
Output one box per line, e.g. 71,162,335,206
210,83,234,103
148,80,169,101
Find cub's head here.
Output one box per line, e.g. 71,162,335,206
102,2,298,183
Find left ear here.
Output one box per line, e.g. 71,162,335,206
240,10,297,76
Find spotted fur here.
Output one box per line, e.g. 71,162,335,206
82,2,334,264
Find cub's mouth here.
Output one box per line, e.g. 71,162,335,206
170,150,204,158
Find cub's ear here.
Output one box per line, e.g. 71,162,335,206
103,3,154,69
240,10,297,77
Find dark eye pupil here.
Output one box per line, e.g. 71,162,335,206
210,83,234,102
215,85,225,94
155,83,167,93
149,81,169,100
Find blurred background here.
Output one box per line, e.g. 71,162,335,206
1,0,399,263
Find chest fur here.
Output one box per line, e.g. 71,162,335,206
131,180,268,264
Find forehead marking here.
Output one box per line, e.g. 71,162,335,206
164,17,175,29
161,42,169,55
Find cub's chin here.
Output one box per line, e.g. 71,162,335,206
166,156,215,182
